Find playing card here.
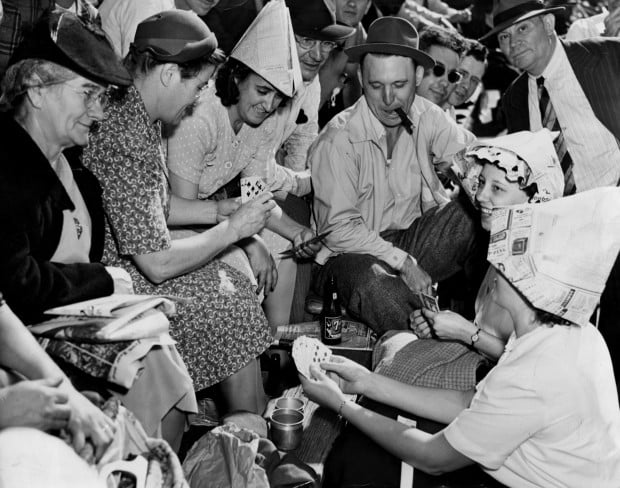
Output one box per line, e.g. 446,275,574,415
418,291,440,312
240,176,266,203
292,336,332,378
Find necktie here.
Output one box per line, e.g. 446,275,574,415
537,76,576,195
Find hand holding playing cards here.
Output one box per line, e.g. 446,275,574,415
413,309,476,343
410,309,433,339
299,364,347,412
228,192,275,240
400,256,433,295
216,198,241,223
291,228,322,259
318,355,371,396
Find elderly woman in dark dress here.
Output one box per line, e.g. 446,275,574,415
83,10,276,415
0,8,196,453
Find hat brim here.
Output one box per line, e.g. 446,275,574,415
133,35,218,63
479,7,564,41
296,23,356,42
345,43,435,69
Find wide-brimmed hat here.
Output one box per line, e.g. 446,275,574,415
480,0,564,41
10,7,130,86
286,0,355,41
487,187,620,326
230,0,302,98
345,17,434,69
131,10,218,64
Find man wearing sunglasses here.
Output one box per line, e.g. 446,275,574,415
416,25,467,108
310,17,477,335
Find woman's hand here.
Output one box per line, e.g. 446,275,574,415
299,364,347,412
216,198,241,223
64,387,115,461
228,193,275,240
290,228,322,259
0,378,71,431
243,237,278,296
410,309,433,338
417,309,476,343
318,355,371,396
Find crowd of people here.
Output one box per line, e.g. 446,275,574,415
0,0,618,486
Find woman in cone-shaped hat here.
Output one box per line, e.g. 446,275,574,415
167,0,322,328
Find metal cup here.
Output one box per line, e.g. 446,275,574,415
274,396,305,413
270,408,304,451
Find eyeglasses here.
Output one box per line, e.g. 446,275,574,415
64,83,110,109
429,63,463,84
295,35,337,53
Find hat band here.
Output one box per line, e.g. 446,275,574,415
494,0,546,27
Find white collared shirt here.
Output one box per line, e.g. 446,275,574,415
527,40,620,191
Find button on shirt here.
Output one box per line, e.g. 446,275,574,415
311,95,474,268
527,40,620,191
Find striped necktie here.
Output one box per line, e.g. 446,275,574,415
537,76,576,195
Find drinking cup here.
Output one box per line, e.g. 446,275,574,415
270,408,304,451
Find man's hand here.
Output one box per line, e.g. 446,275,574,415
216,198,241,223
243,237,278,296
0,378,71,431
447,8,471,24
410,309,433,338
290,228,322,259
400,256,433,295
228,193,275,240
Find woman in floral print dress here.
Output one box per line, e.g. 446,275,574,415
83,11,275,415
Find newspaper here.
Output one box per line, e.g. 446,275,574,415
487,187,620,325
272,320,376,351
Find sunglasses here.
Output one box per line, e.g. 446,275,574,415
429,63,463,84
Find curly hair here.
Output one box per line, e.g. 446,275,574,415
214,58,254,107
419,25,467,56
0,59,77,113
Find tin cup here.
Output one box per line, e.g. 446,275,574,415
270,408,304,451
274,396,305,413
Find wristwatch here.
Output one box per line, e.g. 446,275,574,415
470,326,482,347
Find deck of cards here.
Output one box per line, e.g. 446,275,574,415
292,336,332,378
241,176,266,203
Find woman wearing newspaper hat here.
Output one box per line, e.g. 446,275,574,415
167,0,322,328
301,186,620,487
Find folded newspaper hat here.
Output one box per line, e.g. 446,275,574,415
230,0,302,98
487,187,620,326
451,129,564,205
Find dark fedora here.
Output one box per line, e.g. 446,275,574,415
286,0,355,41
132,10,218,64
345,17,434,69
480,0,564,40
11,8,130,86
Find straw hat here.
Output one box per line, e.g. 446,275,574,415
488,187,620,326
230,0,302,98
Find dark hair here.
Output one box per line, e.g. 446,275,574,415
123,46,226,79
419,26,467,56
464,39,488,64
214,57,291,109
359,52,417,72
214,57,254,107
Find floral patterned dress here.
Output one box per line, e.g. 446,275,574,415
82,86,272,390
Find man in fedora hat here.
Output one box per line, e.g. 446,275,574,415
483,0,620,396
310,16,478,335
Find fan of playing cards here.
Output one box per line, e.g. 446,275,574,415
292,336,332,378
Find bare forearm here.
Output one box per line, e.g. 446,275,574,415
167,194,218,226
0,304,67,381
340,401,471,474
363,372,473,424
265,206,305,241
133,220,239,283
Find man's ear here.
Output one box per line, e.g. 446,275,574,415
414,65,425,87
542,13,556,35
159,63,178,87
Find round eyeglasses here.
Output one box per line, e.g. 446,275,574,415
295,35,337,53
429,62,463,84
64,84,110,109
